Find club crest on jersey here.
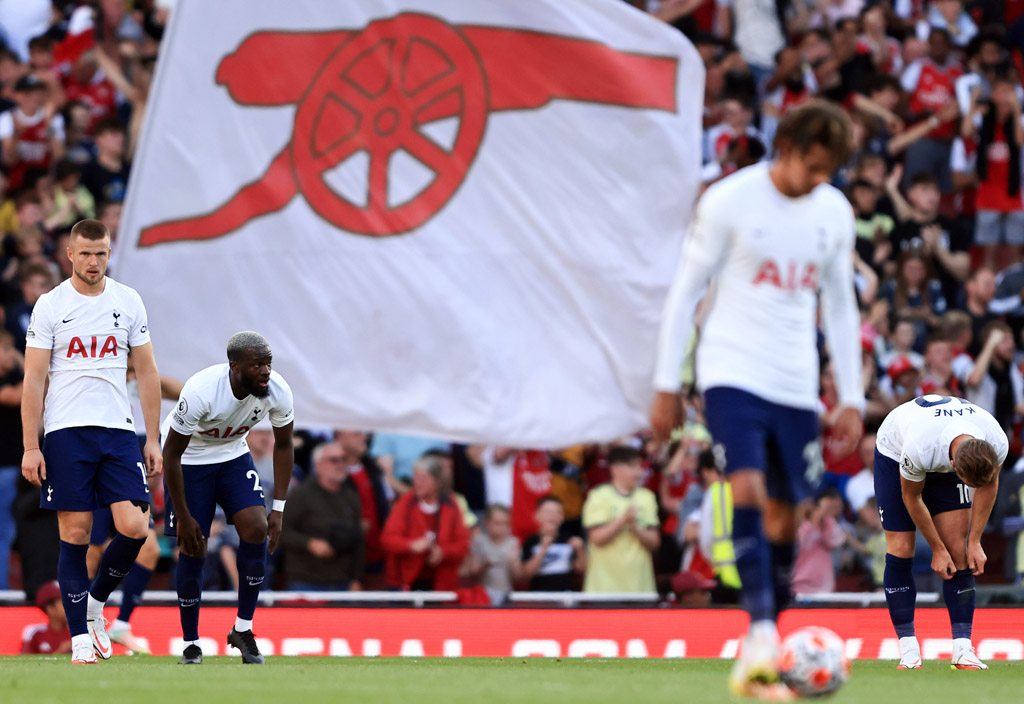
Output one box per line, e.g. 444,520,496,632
67,335,117,358
178,398,188,414
112,310,120,327
752,259,818,291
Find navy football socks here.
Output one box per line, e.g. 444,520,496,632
90,532,146,602
176,554,206,642
58,541,90,637
884,553,916,638
236,540,267,623
944,569,975,640
117,563,153,623
770,540,796,619
733,507,775,622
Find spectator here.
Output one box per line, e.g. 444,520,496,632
4,259,54,353
465,505,522,605
80,115,130,204
0,329,22,590
281,442,365,591
915,0,977,47
881,248,947,351
791,487,847,594
880,354,923,406
969,74,1024,269
676,448,720,580
880,317,925,372
669,570,716,606
0,73,65,192
964,321,1023,432
963,267,998,356
44,158,95,229
521,495,585,591
62,50,118,132
582,446,659,593
380,455,470,590
476,446,552,542
919,336,962,396
62,99,94,164
369,431,449,496
954,31,1008,117
889,172,970,306
719,0,790,89
851,178,895,273
900,29,963,193
658,422,707,543
20,581,70,654
844,433,881,531
334,429,390,581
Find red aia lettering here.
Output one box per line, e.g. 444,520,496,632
67,335,118,358
197,425,250,439
752,260,818,291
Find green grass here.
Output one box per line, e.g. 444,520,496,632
0,656,1020,704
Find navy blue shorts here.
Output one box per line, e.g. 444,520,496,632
164,453,266,538
873,450,972,532
704,386,822,504
41,427,151,511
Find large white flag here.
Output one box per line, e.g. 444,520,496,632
118,0,703,446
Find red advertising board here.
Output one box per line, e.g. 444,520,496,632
7,607,1024,659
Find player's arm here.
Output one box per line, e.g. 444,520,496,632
819,204,865,455
900,475,956,578
130,341,163,477
967,470,999,575
266,421,294,555
162,428,205,558
20,347,51,486
650,190,733,440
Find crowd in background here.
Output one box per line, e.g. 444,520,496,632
5,1,1024,609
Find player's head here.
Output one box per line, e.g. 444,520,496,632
952,437,1000,488
226,331,272,398
772,100,854,197
67,219,111,286
607,445,644,492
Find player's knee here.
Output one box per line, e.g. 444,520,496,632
235,510,268,543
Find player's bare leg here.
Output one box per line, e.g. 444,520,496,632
933,509,986,670
226,505,268,664
727,470,795,699
883,529,921,669
58,511,98,663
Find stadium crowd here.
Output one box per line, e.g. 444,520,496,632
3,0,1024,613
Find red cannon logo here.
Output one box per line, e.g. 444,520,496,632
138,13,678,246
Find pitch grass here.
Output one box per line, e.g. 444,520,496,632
0,656,1020,704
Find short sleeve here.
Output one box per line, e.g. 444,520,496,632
639,490,660,529
899,448,925,482
127,292,150,347
169,382,206,436
268,374,294,427
24,296,54,350
582,488,613,529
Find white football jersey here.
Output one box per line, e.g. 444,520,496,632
26,277,150,434
654,162,863,411
163,364,294,465
876,395,1008,483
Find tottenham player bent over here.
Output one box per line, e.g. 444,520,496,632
162,331,294,665
875,396,1005,670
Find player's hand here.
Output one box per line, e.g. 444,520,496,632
306,537,334,560
967,541,987,576
427,544,444,567
830,407,863,459
176,514,206,558
649,391,682,443
931,548,956,579
267,510,284,555
21,448,45,486
143,439,163,479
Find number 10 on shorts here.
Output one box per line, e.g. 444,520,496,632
137,461,150,493
957,483,971,505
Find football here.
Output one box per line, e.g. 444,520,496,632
778,626,851,698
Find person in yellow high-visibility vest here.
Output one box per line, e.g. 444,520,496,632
700,478,741,589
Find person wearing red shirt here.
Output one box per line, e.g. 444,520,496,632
970,75,1024,268
0,74,65,191
21,581,71,654
901,28,964,192
334,430,389,575
62,50,118,132
381,455,470,590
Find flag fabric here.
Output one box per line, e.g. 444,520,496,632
117,0,704,447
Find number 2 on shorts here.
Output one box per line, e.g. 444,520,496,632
247,469,265,499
